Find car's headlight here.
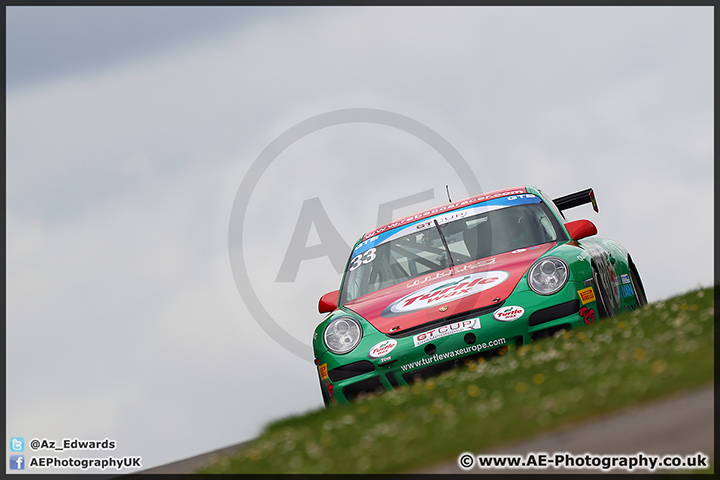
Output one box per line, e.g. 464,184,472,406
323,316,362,354
528,257,569,295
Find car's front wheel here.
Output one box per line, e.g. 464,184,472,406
319,379,331,407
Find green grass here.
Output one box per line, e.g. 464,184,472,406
197,286,715,474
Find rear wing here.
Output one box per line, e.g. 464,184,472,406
552,188,598,213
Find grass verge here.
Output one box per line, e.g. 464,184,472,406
197,286,715,474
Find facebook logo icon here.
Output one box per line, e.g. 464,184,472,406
10,455,25,470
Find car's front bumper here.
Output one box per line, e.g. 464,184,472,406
315,279,597,405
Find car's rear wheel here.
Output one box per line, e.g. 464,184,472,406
592,266,613,318
629,263,648,308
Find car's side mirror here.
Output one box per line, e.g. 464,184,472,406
565,219,598,240
318,290,339,313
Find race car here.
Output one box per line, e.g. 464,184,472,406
313,186,647,406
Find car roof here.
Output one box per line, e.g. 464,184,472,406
361,185,533,241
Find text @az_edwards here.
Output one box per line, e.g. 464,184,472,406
29,438,116,451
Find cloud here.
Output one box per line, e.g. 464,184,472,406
5,6,309,90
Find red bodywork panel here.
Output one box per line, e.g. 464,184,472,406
565,219,598,241
318,290,339,313
343,243,554,334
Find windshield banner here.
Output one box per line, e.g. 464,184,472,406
351,194,541,257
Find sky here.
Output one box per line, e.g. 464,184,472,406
5,6,714,474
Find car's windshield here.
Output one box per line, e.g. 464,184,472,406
340,195,565,303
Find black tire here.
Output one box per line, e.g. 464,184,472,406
629,263,648,308
319,379,330,407
592,266,614,318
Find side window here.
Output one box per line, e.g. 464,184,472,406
538,213,558,241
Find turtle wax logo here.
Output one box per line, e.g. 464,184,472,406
368,339,398,358
382,271,510,317
493,305,524,321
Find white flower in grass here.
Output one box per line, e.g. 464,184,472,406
356,455,371,472
568,387,584,402
475,402,489,418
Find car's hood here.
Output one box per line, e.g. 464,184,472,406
343,243,555,335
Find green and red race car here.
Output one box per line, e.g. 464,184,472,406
313,186,647,406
